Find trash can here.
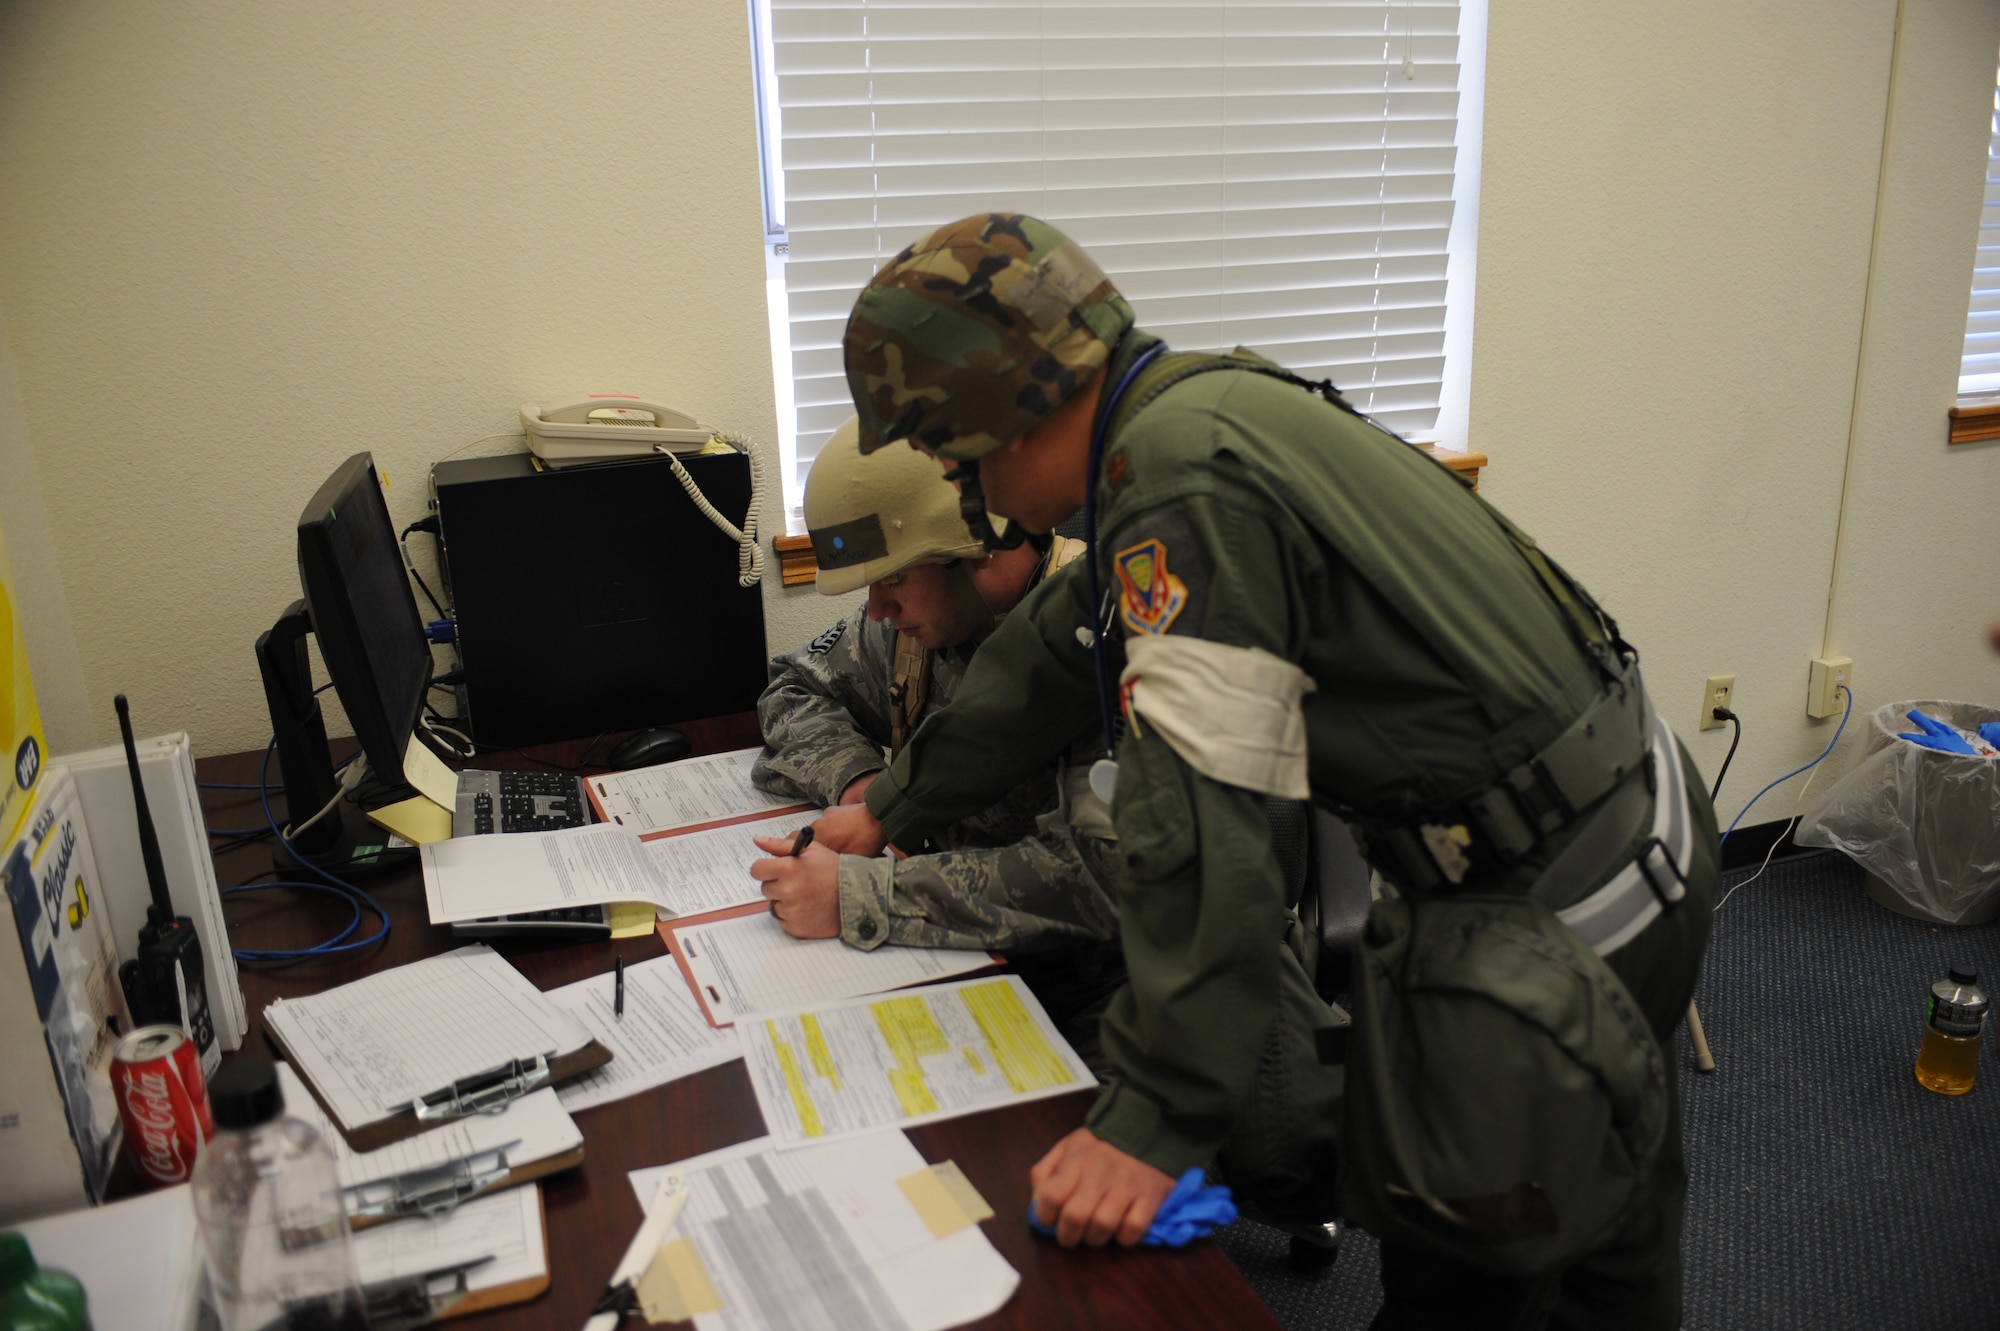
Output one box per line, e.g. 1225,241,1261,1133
1795,699,2000,926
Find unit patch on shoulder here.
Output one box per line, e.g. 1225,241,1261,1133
1114,537,1188,636
809,622,847,655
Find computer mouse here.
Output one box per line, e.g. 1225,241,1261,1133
606,726,693,770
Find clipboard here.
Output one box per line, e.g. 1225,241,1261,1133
266,1023,612,1153
362,1186,553,1325
658,902,770,1027
441,1184,552,1321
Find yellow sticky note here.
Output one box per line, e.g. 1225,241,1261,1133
364,794,454,846
637,1236,723,1323
606,901,658,939
896,1160,994,1239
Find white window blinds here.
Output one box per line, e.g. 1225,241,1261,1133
770,0,1467,487
1960,51,2000,396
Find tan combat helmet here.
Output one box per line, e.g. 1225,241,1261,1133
804,415,994,596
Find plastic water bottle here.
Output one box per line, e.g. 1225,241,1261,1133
190,1058,366,1331
0,1233,90,1330
1914,967,1988,1096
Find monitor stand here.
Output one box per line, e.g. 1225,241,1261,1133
255,600,412,880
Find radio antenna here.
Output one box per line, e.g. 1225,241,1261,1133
114,695,175,924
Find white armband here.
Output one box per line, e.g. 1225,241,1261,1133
1119,636,1316,799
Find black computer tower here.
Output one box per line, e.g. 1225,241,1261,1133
432,451,767,747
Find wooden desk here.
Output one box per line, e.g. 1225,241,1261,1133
197,718,1279,1331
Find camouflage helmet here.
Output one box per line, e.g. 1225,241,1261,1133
843,213,1135,460
804,415,992,596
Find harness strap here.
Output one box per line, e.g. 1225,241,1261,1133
889,631,931,760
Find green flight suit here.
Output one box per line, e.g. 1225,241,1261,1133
866,329,1717,1328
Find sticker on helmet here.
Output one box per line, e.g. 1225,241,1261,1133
1115,538,1188,636
810,514,890,571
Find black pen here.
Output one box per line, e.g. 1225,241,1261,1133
790,825,815,857
613,955,625,1020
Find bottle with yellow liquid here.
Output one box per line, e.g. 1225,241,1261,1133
1914,967,1987,1096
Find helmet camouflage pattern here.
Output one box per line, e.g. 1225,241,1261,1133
843,213,1135,460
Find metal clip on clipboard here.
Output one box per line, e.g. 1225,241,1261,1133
364,1257,495,1331
410,1054,552,1125
346,1140,524,1221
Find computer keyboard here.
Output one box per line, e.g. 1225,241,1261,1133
448,903,611,941
449,768,608,940
456,769,591,834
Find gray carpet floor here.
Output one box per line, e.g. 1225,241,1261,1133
1215,850,2000,1330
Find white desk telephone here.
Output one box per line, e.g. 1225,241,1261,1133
519,394,765,586
521,394,715,465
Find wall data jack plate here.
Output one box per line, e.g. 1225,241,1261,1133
1807,655,1854,719
1699,675,1735,732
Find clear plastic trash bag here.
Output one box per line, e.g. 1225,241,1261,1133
1795,700,2000,926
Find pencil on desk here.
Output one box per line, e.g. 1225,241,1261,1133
614,955,625,1020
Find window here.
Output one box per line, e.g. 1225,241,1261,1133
752,0,1487,515
1958,50,2000,398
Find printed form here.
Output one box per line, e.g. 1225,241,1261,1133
421,812,816,924
670,909,992,1026
627,1132,1018,1331
585,746,810,837
739,976,1095,1148
545,955,741,1112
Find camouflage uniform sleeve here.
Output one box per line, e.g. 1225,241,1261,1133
865,557,1100,846
837,755,1120,953
753,607,899,807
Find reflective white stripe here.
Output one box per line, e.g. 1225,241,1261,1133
1555,712,1693,957
1120,636,1316,799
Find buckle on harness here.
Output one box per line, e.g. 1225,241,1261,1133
1633,835,1688,909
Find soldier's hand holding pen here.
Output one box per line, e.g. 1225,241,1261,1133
750,827,843,937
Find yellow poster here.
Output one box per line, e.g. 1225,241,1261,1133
0,518,48,847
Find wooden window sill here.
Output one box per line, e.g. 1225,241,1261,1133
770,444,1489,587
1948,396,2000,445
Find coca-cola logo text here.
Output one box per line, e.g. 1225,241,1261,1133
124,1068,192,1182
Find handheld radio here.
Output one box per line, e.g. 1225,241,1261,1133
113,695,217,1076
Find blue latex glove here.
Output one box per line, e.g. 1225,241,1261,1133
1898,710,1978,755
1980,722,2000,750
1027,1168,1237,1248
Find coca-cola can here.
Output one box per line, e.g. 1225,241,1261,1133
112,1024,216,1188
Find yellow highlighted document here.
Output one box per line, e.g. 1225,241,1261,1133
740,976,1094,1146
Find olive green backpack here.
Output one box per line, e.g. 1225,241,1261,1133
1338,892,1669,1277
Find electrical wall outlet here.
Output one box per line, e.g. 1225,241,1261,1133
1699,674,1735,732
1807,655,1854,719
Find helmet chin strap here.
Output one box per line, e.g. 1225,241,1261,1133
941,459,1031,552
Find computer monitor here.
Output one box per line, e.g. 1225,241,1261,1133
295,452,430,787
254,451,428,869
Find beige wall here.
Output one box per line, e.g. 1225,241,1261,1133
1473,0,2000,830
2,0,1997,829
0,0,831,758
